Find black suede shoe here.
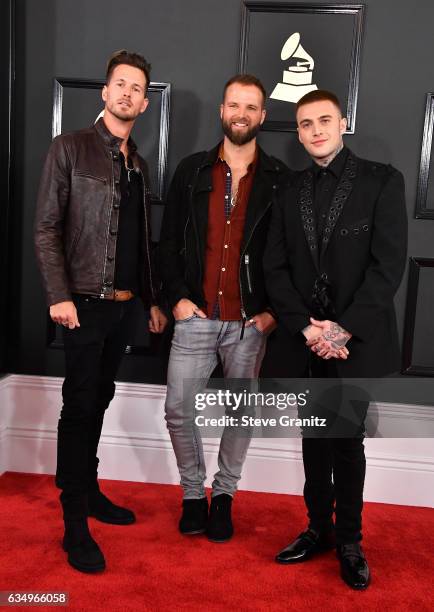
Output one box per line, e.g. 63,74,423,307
88,491,136,525
63,519,105,573
337,543,370,590
206,494,233,543
275,528,335,564
179,497,209,534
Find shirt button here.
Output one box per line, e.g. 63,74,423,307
226,172,231,177
227,220,230,225
221,267,226,272
225,195,229,199
224,244,228,248
218,291,223,295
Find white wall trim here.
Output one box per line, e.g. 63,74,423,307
0,374,433,507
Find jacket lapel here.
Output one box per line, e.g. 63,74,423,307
319,151,358,259
298,170,320,271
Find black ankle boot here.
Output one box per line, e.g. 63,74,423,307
179,497,209,534
88,489,136,525
63,518,105,573
206,494,233,543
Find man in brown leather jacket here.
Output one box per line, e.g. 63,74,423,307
34,50,166,573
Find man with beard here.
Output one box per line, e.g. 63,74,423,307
35,50,167,573
159,74,286,542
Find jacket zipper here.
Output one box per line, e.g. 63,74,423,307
190,167,203,291
138,169,156,302
183,216,190,261
245,254,253,294
238,200,272,320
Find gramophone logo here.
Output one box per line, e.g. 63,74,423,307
270,33,318,103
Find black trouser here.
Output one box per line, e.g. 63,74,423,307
302,437,366,544
56,295,137,520
302,356,367,544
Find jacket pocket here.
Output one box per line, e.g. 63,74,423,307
339,217,370,238
66,227,82,260
72,169,107,184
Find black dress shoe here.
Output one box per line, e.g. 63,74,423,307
206,493,233,543
88,491,136,525
337,543,370,590
63,519,105,573
275,528,335,564
179,497,209,534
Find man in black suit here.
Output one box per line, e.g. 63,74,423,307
264,90,407,589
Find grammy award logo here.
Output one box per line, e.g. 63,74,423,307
270,33,318,103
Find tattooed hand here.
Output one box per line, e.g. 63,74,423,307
306,318,352,360
303,322,349,360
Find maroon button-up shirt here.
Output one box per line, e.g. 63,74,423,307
202,145,257,320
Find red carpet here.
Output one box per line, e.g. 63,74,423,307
0,472,433,611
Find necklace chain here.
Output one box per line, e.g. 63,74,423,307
124,156,134,183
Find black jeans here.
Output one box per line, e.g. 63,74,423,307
56,295,138,520
302,355,367,544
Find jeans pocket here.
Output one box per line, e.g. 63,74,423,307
251,323,266,336
175,313,196,323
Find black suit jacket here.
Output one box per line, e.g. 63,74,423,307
263,150,408,377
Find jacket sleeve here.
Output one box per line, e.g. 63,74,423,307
158,159,193,309
263,192,312,335
338,169,408,341
34,136,72,306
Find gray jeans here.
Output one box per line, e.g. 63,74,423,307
164,316,267,499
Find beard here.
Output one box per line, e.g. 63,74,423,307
222,117,261,146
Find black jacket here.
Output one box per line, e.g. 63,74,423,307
34,118,157,307
159,144,287,318
264,150,408,377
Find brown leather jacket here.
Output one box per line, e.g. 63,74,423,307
34,118,157,307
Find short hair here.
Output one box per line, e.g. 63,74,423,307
296,89,343,117
222,74,267,108
105,49,151,95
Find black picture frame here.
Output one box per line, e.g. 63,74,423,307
238,2,365,133
0,0,15,373
52,77,171,202
402,257,434,376
415,93,434,219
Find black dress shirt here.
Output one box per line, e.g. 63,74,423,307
114,153,142,292
312,146,348,244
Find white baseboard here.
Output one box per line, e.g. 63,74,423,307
0,374,433,507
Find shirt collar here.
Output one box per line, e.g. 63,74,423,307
94,117,137,154
216,141,258,172
312,145,348,179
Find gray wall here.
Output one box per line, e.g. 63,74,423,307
10,0,434,380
